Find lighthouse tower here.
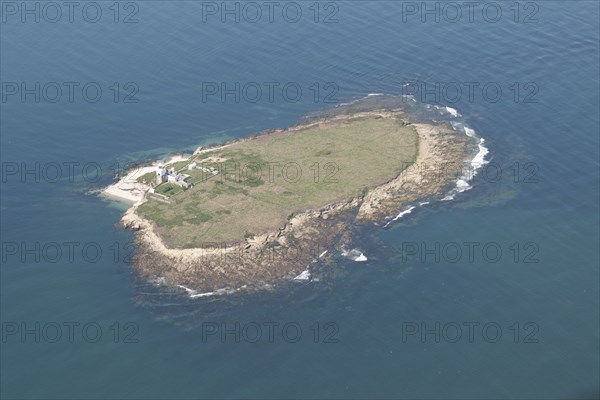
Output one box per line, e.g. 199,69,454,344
156,163,167,185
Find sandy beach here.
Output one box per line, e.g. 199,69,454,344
102,166,155,204
101,153,196,204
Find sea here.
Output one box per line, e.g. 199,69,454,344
1,1,599,398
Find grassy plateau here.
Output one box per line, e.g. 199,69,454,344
136,115,418,248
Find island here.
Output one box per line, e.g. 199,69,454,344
105,107,477,297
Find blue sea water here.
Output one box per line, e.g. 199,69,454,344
1,1,599,399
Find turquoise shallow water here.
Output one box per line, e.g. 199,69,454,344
1,1,599,399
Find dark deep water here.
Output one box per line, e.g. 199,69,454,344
1,1,599,398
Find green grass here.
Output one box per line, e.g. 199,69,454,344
154,183,183,196
137,171,156,184
136,115,418,248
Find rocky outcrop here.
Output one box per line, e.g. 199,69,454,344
121,113,474,294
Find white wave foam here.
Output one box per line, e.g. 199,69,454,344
384,206,416,227
177,284,236,299
190,288,236,298
471,138,489,172
456,179,471,191
177,284,194,293
342,249,368,262
355,253,368,262
462,129,489,181
464,126,476,138
189,291,216,298
442,127,489,200
445,106,460,117
336,99,359,107
338,93,385,107
293,269,311,281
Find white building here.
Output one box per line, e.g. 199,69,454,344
156,163,167,185
154,163,192,191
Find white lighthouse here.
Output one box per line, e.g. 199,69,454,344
156,163,167,185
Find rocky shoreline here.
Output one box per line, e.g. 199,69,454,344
117,110,476,296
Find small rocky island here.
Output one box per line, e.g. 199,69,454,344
105,106,479,297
